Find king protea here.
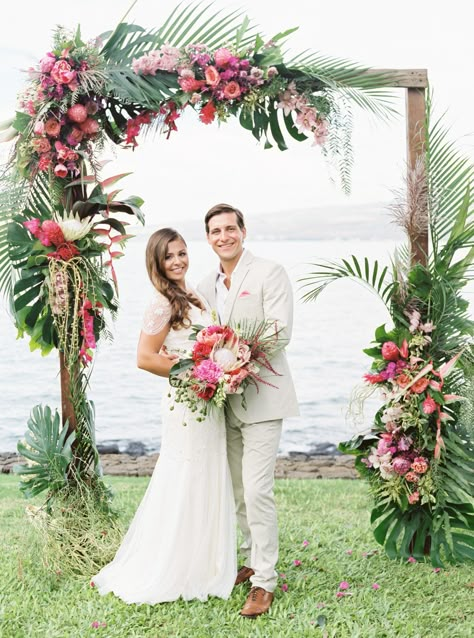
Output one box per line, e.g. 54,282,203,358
56,212,95,241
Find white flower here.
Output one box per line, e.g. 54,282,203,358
56,212,95,241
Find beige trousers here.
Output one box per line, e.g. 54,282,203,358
226,407,282,592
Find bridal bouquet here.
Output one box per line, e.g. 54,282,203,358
169,320,282,418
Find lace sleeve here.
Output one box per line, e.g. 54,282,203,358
142,293,172,335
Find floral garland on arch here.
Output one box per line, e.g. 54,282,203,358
0,3,393,508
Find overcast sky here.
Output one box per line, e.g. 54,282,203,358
1,0,473,229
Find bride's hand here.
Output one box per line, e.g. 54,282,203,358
160,345,179,362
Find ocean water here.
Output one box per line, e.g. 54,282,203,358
0,233,423,455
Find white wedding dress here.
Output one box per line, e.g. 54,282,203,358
92,292,236,604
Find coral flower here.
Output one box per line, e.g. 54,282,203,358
223,81,241,100
54,164,68,179
408,491,420,504
411,457,429,474
411,377,429,394
67,104,88,123
199,101,217,125
205,65,221,87
44,118,61,137
395,373,411,388
79,118,100,135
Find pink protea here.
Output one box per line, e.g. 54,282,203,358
422,396,437,415
79,118,100,135
194,359,224,384
392,456,412,475
381,341,399,361
67,104,88,123
411,457,429,474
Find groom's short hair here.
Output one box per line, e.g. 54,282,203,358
205,203,245,233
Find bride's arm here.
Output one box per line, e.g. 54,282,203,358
137,325,176,377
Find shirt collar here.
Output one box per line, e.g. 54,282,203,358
216,249,245,282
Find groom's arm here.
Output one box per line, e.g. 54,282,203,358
262,262,294,347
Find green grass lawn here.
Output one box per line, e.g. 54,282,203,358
1,475,473,638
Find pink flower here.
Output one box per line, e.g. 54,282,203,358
214,48,233,66
281,583,288,592
67,104,88,123
54,164,68,179
90,581,95,587
422,396,437,414
194,359,224,384
51,59,76,85
392,456,412,475
399,339,409,358
39,53,56,73
31,138,51,154
223,81,241,100
405,471,420,483
381,341,399,361
345,549,353,555
302,540,309,547
411,378,429,394
336,591,350,599
33,121,45,135
293,559,302,566
408,491,420,504
433,567,441,573
267,66,278,78
407,556,417,563
279,572,287,579
23,218,41,237
372,583,381,590
205,65,221,87
338,581,350,590
79,118,100,135
411,457,429,474
44,118,61,137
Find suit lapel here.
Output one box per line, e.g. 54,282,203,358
199,272,217,313
223,250,253,324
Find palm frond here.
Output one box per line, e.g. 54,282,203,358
299,255,395,306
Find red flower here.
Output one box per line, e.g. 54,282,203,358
179,77,205,92
196,384,216,400
381,341,399,361
41,220,65,246
192,342,213,363
199,101,216,125
47,242,80,261
363,372,384,384
54,164,68,178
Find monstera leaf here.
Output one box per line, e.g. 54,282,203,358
15,405,76,499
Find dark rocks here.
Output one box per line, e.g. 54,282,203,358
124,441,148,456
96,443,120,455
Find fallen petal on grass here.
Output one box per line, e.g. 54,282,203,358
281,583,289,592
338,581,350,590
293,559,302,566
407,557,417,564
372,583,381,590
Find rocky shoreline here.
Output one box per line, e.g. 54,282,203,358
0,449,358,480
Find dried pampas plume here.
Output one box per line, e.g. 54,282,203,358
389,156,429,238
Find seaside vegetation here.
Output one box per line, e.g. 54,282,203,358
1,475,473,638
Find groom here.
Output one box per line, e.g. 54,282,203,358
198,203,299,618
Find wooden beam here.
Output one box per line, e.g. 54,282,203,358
406,87,428,265
363,69,428,88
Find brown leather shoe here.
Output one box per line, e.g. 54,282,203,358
240,586,274,617
234,565,255,586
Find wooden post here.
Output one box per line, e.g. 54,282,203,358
60,351,77,437
406,87,428,265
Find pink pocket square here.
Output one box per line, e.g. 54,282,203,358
239,290,251,298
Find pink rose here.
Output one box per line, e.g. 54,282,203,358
31,138,51,154
51,59,75,84
223,81,241,100
44,119,61,137
411,457,429,474
381,341,399,361
404,471,420,483
205,65,221,87
422,396,437,414
33,121,45,135
408,491,420,505
411,378,429,394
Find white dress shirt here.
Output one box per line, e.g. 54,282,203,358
215,250,245,322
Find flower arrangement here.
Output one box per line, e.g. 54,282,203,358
357,317,462,509
169,321,282,418
131,40,330,144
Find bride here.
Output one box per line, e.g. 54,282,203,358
92,228,236,604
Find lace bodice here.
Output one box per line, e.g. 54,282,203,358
142,290,211,357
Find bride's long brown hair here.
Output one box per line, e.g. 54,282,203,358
145,228,204,329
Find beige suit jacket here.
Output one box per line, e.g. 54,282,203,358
197,250,299,423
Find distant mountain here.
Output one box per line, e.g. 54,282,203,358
178,202,405,241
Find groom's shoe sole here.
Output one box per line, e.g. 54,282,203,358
234,566,255,586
